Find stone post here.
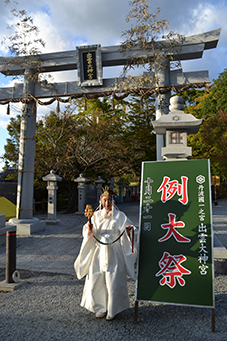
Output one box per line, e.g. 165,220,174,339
0,215,16,248
9,69,45,235
5,229,17,283
0,217,22,291
42,170,62,224
124,180,130,201
117,179,124,203
74,174,88,214
95,176,105,204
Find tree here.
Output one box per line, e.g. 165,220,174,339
3,114,20,170
121,94,156,177
117,0,183,91
4,96,157,179
2,0,45,81
4,0,45,55
35,99,128,179
180,70,227,178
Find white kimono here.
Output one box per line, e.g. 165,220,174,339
74,207,137,317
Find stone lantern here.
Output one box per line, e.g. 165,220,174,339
95,176,105,204
42,170,62,224
152,96,203,160
74,174,88,214
108,178,116,194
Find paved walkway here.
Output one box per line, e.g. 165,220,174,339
212,200,227,247
0,202,140,274
0,200,226,275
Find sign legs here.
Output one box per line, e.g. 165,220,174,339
212,308,215,333
134,300,138,324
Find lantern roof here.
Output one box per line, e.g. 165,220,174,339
42,170,62,182
152,96,203,135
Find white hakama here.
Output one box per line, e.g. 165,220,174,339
74,207,137,317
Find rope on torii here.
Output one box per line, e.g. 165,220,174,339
0,81,210,107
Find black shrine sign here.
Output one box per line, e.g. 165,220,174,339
77,44,103,87
82,51,97,81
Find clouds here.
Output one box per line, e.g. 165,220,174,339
183,2,225,36
0,1,225,65
20,0,129,51
37,0,226,82
37,0,128,47
0,0,225,87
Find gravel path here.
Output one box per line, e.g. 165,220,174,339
1,269,227,340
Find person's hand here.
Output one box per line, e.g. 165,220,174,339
126,225,133,238
87,221,93,236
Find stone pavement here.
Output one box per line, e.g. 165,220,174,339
0,202,140,275
0,200,226,275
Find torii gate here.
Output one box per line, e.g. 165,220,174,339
0,28,221,234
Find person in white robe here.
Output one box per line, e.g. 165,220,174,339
74,189,137,320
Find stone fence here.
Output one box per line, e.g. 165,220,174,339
75,174,140,214
1,172,140,222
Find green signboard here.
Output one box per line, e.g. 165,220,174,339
136,159,214,307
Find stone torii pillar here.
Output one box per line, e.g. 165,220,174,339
9,69,46,235
156,60,171,161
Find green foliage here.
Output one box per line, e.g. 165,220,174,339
180,70,227,178
4,97,157,183
179,89,206,109
202,69,227,114
3,114,20,169
121,94,156,176
4,172,18,180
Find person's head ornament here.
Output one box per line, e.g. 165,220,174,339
101,186,114,197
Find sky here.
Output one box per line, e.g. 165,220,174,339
0,0,226,170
